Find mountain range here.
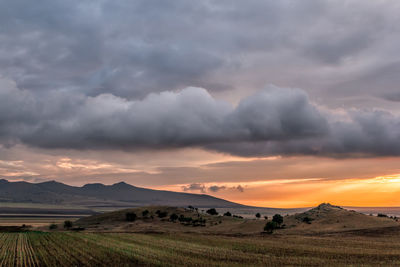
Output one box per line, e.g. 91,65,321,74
0,179,243,208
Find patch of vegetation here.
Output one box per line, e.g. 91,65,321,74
142,210,149,217
63,220,73,229
156,210,168,218
49,224,58,230
302,216,313,224
264,221,278,233
126,212,137,222
272,214,284,227
206,208,218,216
223,211,232,216
255,213,261,219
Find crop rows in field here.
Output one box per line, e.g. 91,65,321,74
1,232,400,266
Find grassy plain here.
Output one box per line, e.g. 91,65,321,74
1,231,400,266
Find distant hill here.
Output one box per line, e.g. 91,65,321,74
283,203,399,233
0,179,244,208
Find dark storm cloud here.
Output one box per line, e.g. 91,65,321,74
1,75,400,157
0,79,327,150
1,0,400,158
1,0,400,102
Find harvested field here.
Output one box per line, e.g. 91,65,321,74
0,231,400,266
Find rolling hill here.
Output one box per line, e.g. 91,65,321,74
0,179,244,208
283,203,400,233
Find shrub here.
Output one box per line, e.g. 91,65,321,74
377,213,388,218
255,213,261,219
264,216,268,220
156,210,168,218
49,224,58,230
126,212,137,222
302,216,312,224
142,210,149,217
272,214,283,226
64,220,73,229
170,213,178,222
264,221,277,233
206,208,218,215
223,211,232,216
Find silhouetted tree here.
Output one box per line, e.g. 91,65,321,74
223,211,232,216
142,210,149,217
64,220,73,229
255,213,261,219
302,216,312,224
206,208,218,215
170,213,178,222
272,214,283,227
126,212,137,222
264,216,268,220
156,210,168,218
264,221,277,233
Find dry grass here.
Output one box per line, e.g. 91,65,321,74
1,230,400,266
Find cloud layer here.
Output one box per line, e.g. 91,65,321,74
1,76,400,157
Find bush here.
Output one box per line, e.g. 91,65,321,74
264,221,277,233
170,213,178,222
264,216,268,220
49,224,58,230
142,210,149,217
255,213,261,219
302,216,313,224
64,220,73,229
377,213,388,218
223,211,232,216
126,212,137,222
272,214,283,226
206,208,218,216
156,210,168,218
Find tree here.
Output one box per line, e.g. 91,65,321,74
206,208,218,216
264,221,277,233
302,216,312,224
223,211,232,216
264,216,268,220
272,214,283,227
255,213,261,219
126,212,137,222
170,213,178,222
142,210,149,217
156,210,168,218
49,224,58,230
64,220,73,229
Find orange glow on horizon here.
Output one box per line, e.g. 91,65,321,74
156,174,400,208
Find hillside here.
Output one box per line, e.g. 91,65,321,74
0,179,243,208
73,206,266,234
70,203,400,235
283,203,400,233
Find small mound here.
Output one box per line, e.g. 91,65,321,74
283,203,399,233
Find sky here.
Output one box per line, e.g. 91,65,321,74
1,0,400,208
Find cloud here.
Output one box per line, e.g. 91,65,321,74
208,185,226,192
182,183,243,193
182,183,206,193
0,0,400,106
1,76,400,158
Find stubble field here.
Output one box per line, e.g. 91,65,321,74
1,231,400,266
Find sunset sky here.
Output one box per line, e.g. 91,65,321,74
1,0,400,208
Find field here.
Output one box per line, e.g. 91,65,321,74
1,231,400,266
